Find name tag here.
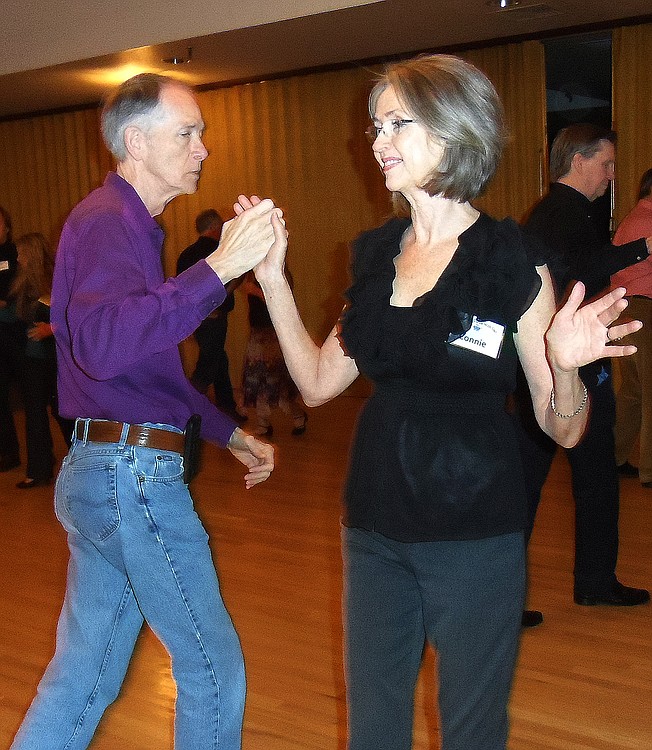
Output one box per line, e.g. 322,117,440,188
448,316,505,359
0,260,9,272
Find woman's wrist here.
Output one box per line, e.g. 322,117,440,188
548,365,588,418
550,381,588,419
258,270,290,298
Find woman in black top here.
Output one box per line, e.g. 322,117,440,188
247,55,640,750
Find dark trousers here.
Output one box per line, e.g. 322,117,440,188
516,370,619,594
0,320,24,460
342,527,524,750
20,355,74,480
192,315,237,412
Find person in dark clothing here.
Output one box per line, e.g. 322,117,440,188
0,205,24,472
251,56,641,750
177,208,246,423
516,124,651,627
10,232,75,488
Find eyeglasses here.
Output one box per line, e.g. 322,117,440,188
364,118,416,144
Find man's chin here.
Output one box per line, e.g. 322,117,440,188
590,186,609,202
184,176,201,195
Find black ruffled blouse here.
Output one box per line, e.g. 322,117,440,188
339,213,545,542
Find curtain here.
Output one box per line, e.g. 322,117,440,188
0,109,112,248
612,23,652,225
463,40,547,222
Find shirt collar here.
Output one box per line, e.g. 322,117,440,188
105,171,164,239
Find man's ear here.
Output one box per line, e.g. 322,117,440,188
123,125,145,161
571,151,584,174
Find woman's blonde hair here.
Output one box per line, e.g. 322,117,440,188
10,233,55,320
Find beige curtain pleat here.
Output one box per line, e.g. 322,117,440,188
612,23,652,225
462,41,547,222
0,109,109,247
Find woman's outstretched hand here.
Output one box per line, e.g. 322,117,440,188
546,282,641,373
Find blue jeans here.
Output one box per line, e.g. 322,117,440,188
342,527,525,750
11,420,245,750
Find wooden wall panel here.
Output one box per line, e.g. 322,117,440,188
612,23,652,224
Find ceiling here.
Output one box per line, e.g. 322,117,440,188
2,0,651,120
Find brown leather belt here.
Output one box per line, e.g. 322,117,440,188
75,420,185,454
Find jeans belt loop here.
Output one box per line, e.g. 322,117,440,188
77,417,90,445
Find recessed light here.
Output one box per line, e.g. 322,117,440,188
486,0,522,7
163,47,193,65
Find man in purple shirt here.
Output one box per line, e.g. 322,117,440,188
11,73,283,750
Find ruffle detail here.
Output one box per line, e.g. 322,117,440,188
339,214,542,379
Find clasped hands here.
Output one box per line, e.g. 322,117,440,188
546,281,642,373
205,194,286,284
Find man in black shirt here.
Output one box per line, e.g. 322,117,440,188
517,124,650,624
177,208,246,423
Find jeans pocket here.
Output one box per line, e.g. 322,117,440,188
60,460,121,542
141,452,184,482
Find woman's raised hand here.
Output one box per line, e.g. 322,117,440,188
546,282,641,373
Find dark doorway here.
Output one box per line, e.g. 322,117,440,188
544,32,613,235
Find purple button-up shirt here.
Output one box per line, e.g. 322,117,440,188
51,172,237,447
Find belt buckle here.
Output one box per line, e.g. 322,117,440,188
131,425,151,448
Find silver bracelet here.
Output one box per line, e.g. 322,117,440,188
550,382,588,419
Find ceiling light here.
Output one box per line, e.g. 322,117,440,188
163,47,193,65
486,0,522,7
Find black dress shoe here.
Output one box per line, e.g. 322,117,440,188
16,478,51,489
617,461,639,477
521,610,544,628
0,455,20,472
574,580,650,607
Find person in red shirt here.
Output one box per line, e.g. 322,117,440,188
612,168,652,486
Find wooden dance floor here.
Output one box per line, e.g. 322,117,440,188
0,395,650,749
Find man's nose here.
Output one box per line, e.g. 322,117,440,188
194,138,208,160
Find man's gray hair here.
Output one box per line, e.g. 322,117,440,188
101,73,188,161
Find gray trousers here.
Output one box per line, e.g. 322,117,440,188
342,527,525,750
